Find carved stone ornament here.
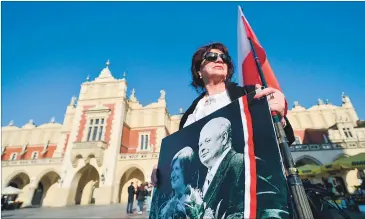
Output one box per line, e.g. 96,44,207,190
159,90,166,99
71,141,106,168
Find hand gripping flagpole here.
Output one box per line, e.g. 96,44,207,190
247,39,314,219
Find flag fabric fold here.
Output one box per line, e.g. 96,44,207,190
237,5,288,116
237,6,281,91
237,7,290,219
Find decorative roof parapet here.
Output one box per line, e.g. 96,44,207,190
291,101,306,111
129,88,138,102
94,60,116,82
69,96,77,106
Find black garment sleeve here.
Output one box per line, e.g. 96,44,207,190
284,117,295,146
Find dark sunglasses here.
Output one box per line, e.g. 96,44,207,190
203,52,231,63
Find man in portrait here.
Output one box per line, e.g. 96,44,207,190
198,117,244,218
198,117,289,219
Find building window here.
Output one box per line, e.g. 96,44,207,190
86,118,105,141
294,136,301,145
31,151,39,159
343,128,353,138
139,132,150,151
2,145,6,155
9,153,17,161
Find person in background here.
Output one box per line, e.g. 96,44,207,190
136,183,147,215
135,182,140,211
145,182,153,212
127,182,135,214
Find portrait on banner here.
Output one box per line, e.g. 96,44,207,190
150,94,290,219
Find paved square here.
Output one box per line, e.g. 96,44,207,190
1,204,149,219
2,204,365,219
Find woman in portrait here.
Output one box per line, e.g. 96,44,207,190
159,146,202,219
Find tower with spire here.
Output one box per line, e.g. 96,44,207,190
53,60,129,206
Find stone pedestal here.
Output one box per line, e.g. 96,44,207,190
94,186,113,205
49,188,70,207
19,187,35,208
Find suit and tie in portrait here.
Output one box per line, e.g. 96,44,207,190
197,117,244,219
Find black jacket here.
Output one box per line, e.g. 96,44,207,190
201,149,290,219
200,149,244,218
128,185,135,201
179,82,295,145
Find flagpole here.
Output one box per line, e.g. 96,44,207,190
246,35,314,219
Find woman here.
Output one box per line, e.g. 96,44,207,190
136,184,147,215
159,146,202,219
152,42,295,186
146,182,153,212
181,42,294,138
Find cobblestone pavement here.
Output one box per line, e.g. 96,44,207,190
1,204,149,219
2,203,365,219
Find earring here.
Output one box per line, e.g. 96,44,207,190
197,71,202,79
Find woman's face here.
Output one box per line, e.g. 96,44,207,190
199,49,228,82
170,159,184,191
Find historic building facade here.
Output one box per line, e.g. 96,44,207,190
288,95,365,194
2,62,364,207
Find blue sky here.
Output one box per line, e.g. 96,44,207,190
2,1,365,126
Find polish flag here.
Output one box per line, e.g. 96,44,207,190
237,6,282,91
237,6,287,219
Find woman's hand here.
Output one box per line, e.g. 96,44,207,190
254,84,287,125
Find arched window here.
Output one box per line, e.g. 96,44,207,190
139,132,150,151
343,128,353,138
31,151,39,159
295,155,322,167
9,152,18,161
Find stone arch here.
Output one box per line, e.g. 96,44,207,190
72,154,83,167
117,164,146,182
6,171,31,189
332,153,350,162
118,166,145,203
295,155,323,167
67,164,100,206
86,153,95,157
4,170,30,187
31,170,60,207
5,171,31,204
85,154,96,165
33,168,60,184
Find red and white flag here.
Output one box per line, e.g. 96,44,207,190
237,6,290,219
237,6,282,91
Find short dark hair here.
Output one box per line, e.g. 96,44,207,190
170,147,196,187
190,42,235,93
